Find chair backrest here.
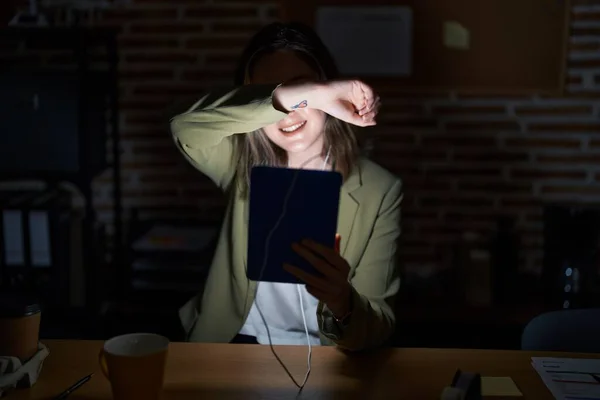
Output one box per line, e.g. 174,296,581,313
521,308,600,353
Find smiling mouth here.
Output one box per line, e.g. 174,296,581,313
280,121,306,134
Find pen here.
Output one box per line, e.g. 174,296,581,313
53,373,94,400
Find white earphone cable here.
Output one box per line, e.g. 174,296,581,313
254,165,310,389
253,148,331,390
322,146,331,170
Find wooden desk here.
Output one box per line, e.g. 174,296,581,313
9,340,600,399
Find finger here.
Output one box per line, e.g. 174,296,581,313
360,96,380,116
372,97,381,112
357,120,377,128
358,117,376,127
299,240,347,272
305,285,333,303
343,109,375,127
364,97,381,119
291,243,340,280
358,105,379,126
329,103,370,127
361,110,378,124
350,81,375,112
356,97,375,116
347,112,372,127
284,264,331,293
359,82,375,108
359,95,380,116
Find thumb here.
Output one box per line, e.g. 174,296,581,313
333,105,374,127
347,112,377,127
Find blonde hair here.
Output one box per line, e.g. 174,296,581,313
232,23,360,197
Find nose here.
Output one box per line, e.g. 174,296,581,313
278,111,300,126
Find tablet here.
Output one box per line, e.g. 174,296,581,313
247,166,342,284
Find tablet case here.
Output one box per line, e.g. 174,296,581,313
247,166,342,284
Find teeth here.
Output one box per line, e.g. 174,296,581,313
281,121,306,133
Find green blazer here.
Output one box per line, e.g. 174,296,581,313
171,84,403,351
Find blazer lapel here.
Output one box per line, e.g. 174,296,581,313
337,191,358,256
241,199,257,316
337,164,362,256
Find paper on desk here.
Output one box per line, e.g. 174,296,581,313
443,21,470,50
482,377,523,397
532,357,600,400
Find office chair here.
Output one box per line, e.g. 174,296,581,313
521,308,600,353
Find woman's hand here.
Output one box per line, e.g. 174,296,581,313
283,236,353,319
273,80,380,127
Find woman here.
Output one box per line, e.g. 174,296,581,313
171,22,402,351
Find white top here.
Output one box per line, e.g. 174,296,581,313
239,282,321,345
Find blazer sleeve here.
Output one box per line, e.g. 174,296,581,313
320,179,403,351
170,84,287,189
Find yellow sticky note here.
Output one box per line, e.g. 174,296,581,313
481,377,523,397
443,21,470,50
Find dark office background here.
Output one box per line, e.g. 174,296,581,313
1,0,599,349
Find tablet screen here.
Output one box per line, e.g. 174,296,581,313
247,166,342,284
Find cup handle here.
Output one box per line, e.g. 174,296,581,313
98,348,109,379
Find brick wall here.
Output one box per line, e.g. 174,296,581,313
373,2,600,277
92,1,281,223
5,1,600,277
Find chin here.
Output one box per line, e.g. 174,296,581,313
282,141,313,153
